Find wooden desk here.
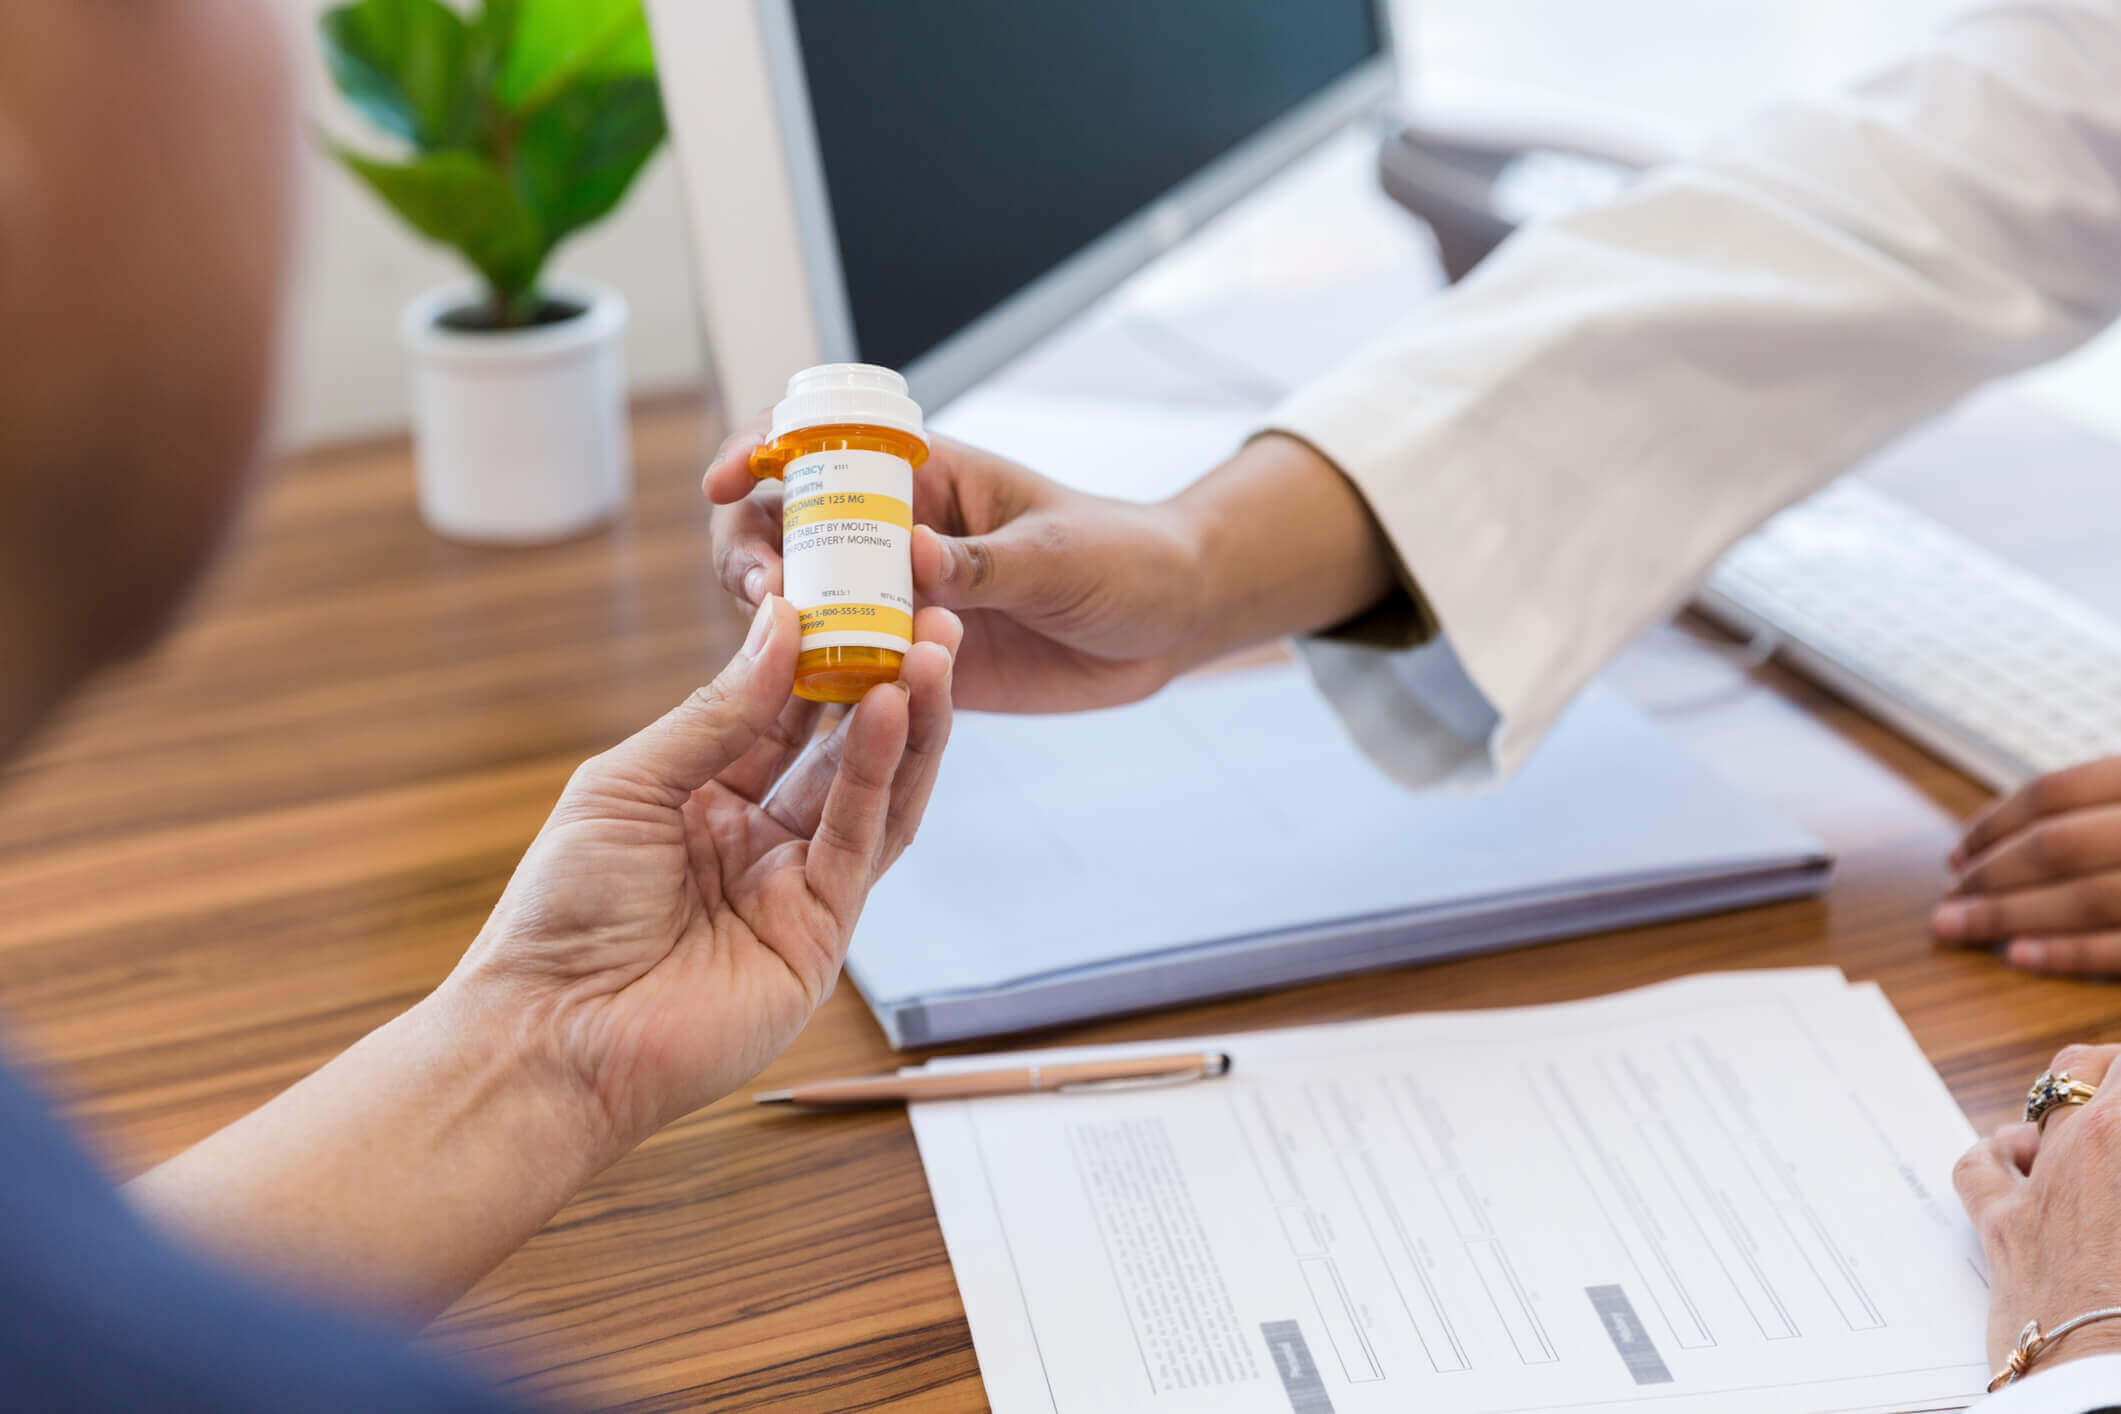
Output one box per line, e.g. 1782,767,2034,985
1,398,2115,1412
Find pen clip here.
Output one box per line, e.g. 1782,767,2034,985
1057,1065,1215,1095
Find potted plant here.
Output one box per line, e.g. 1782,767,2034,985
321,0,668,543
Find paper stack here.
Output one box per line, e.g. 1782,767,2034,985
910,969,1991,1413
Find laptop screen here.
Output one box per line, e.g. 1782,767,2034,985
787,1,1385,373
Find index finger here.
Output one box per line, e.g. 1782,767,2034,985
704,412,773,505
1953,757,2121,871
1953,1124,2035,1230
1951,805,2121,896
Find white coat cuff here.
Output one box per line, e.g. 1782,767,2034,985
1297,632,1508,792
1974,1353,2121,1412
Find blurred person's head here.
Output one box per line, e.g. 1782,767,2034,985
0,0,294,751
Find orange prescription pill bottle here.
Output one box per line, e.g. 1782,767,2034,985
748,364,928,703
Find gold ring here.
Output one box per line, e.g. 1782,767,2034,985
2026,1070,2099,1130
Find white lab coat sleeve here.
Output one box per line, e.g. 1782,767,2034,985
1273,0,2121,786
1973,1353,2121,1411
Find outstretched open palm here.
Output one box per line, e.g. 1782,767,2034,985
453,596,961,1157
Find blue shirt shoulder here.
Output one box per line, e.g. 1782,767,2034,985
0,1054,524,1413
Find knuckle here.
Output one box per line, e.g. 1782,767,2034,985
2079,1043,2121,1073
812,812,872,863
839,750,897,797
563,753,613,800
2076,1102,2121,1149
2026,824,2071,871
880,818,924,872
684,678,740,726
716,553,753,598
2052,1043,2098,1077
1959,822,2001,861
1986,1209,2022,1260
810,723,849,772
712,415,770,461
2037,765,2094,811
1028,516,1071,556
2042,939,2089,974
900,729,945,774
961,538,996,590
763,712,808,757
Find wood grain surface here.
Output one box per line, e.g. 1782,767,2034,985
0,397,2112,1412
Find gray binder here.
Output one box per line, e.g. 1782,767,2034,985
849,666,1829,1048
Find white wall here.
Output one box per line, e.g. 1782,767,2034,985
271,0,1989,451
1408,0,2121,436
1408,0,1973,144
273,0,704,450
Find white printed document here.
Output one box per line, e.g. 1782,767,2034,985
909,970,1991,1413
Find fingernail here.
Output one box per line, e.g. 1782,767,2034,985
2008,940,2046,969
933,537,956,585
743,596,777,657
744,565,767,603
1930,903,1965,940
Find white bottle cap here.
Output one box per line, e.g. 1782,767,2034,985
768,363,927,448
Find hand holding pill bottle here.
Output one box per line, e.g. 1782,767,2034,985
748,365,926,702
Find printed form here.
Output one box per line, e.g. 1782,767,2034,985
909,971,1992,1413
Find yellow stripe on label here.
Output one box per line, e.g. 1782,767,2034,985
783,492,914,532
798,603,914,641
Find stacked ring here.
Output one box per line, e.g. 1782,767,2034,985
2025,1070,2100,1130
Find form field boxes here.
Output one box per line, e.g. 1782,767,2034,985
1300,1258,1383,1384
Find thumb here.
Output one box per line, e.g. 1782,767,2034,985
913,521,1062,615
595,596,799,800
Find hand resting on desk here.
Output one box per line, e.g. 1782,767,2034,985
1957,1044,2121,1377
1936,757,2121,977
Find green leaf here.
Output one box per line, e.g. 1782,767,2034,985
331,146,545,308
513,76,667,254
466,0,521,99
319,0,479,150
497,0,656,115
320,0,667,320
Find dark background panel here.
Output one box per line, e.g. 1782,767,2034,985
789,1,1382,370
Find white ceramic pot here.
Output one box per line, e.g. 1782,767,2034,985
400,280,633,544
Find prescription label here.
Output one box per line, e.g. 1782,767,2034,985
780,448,915,654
